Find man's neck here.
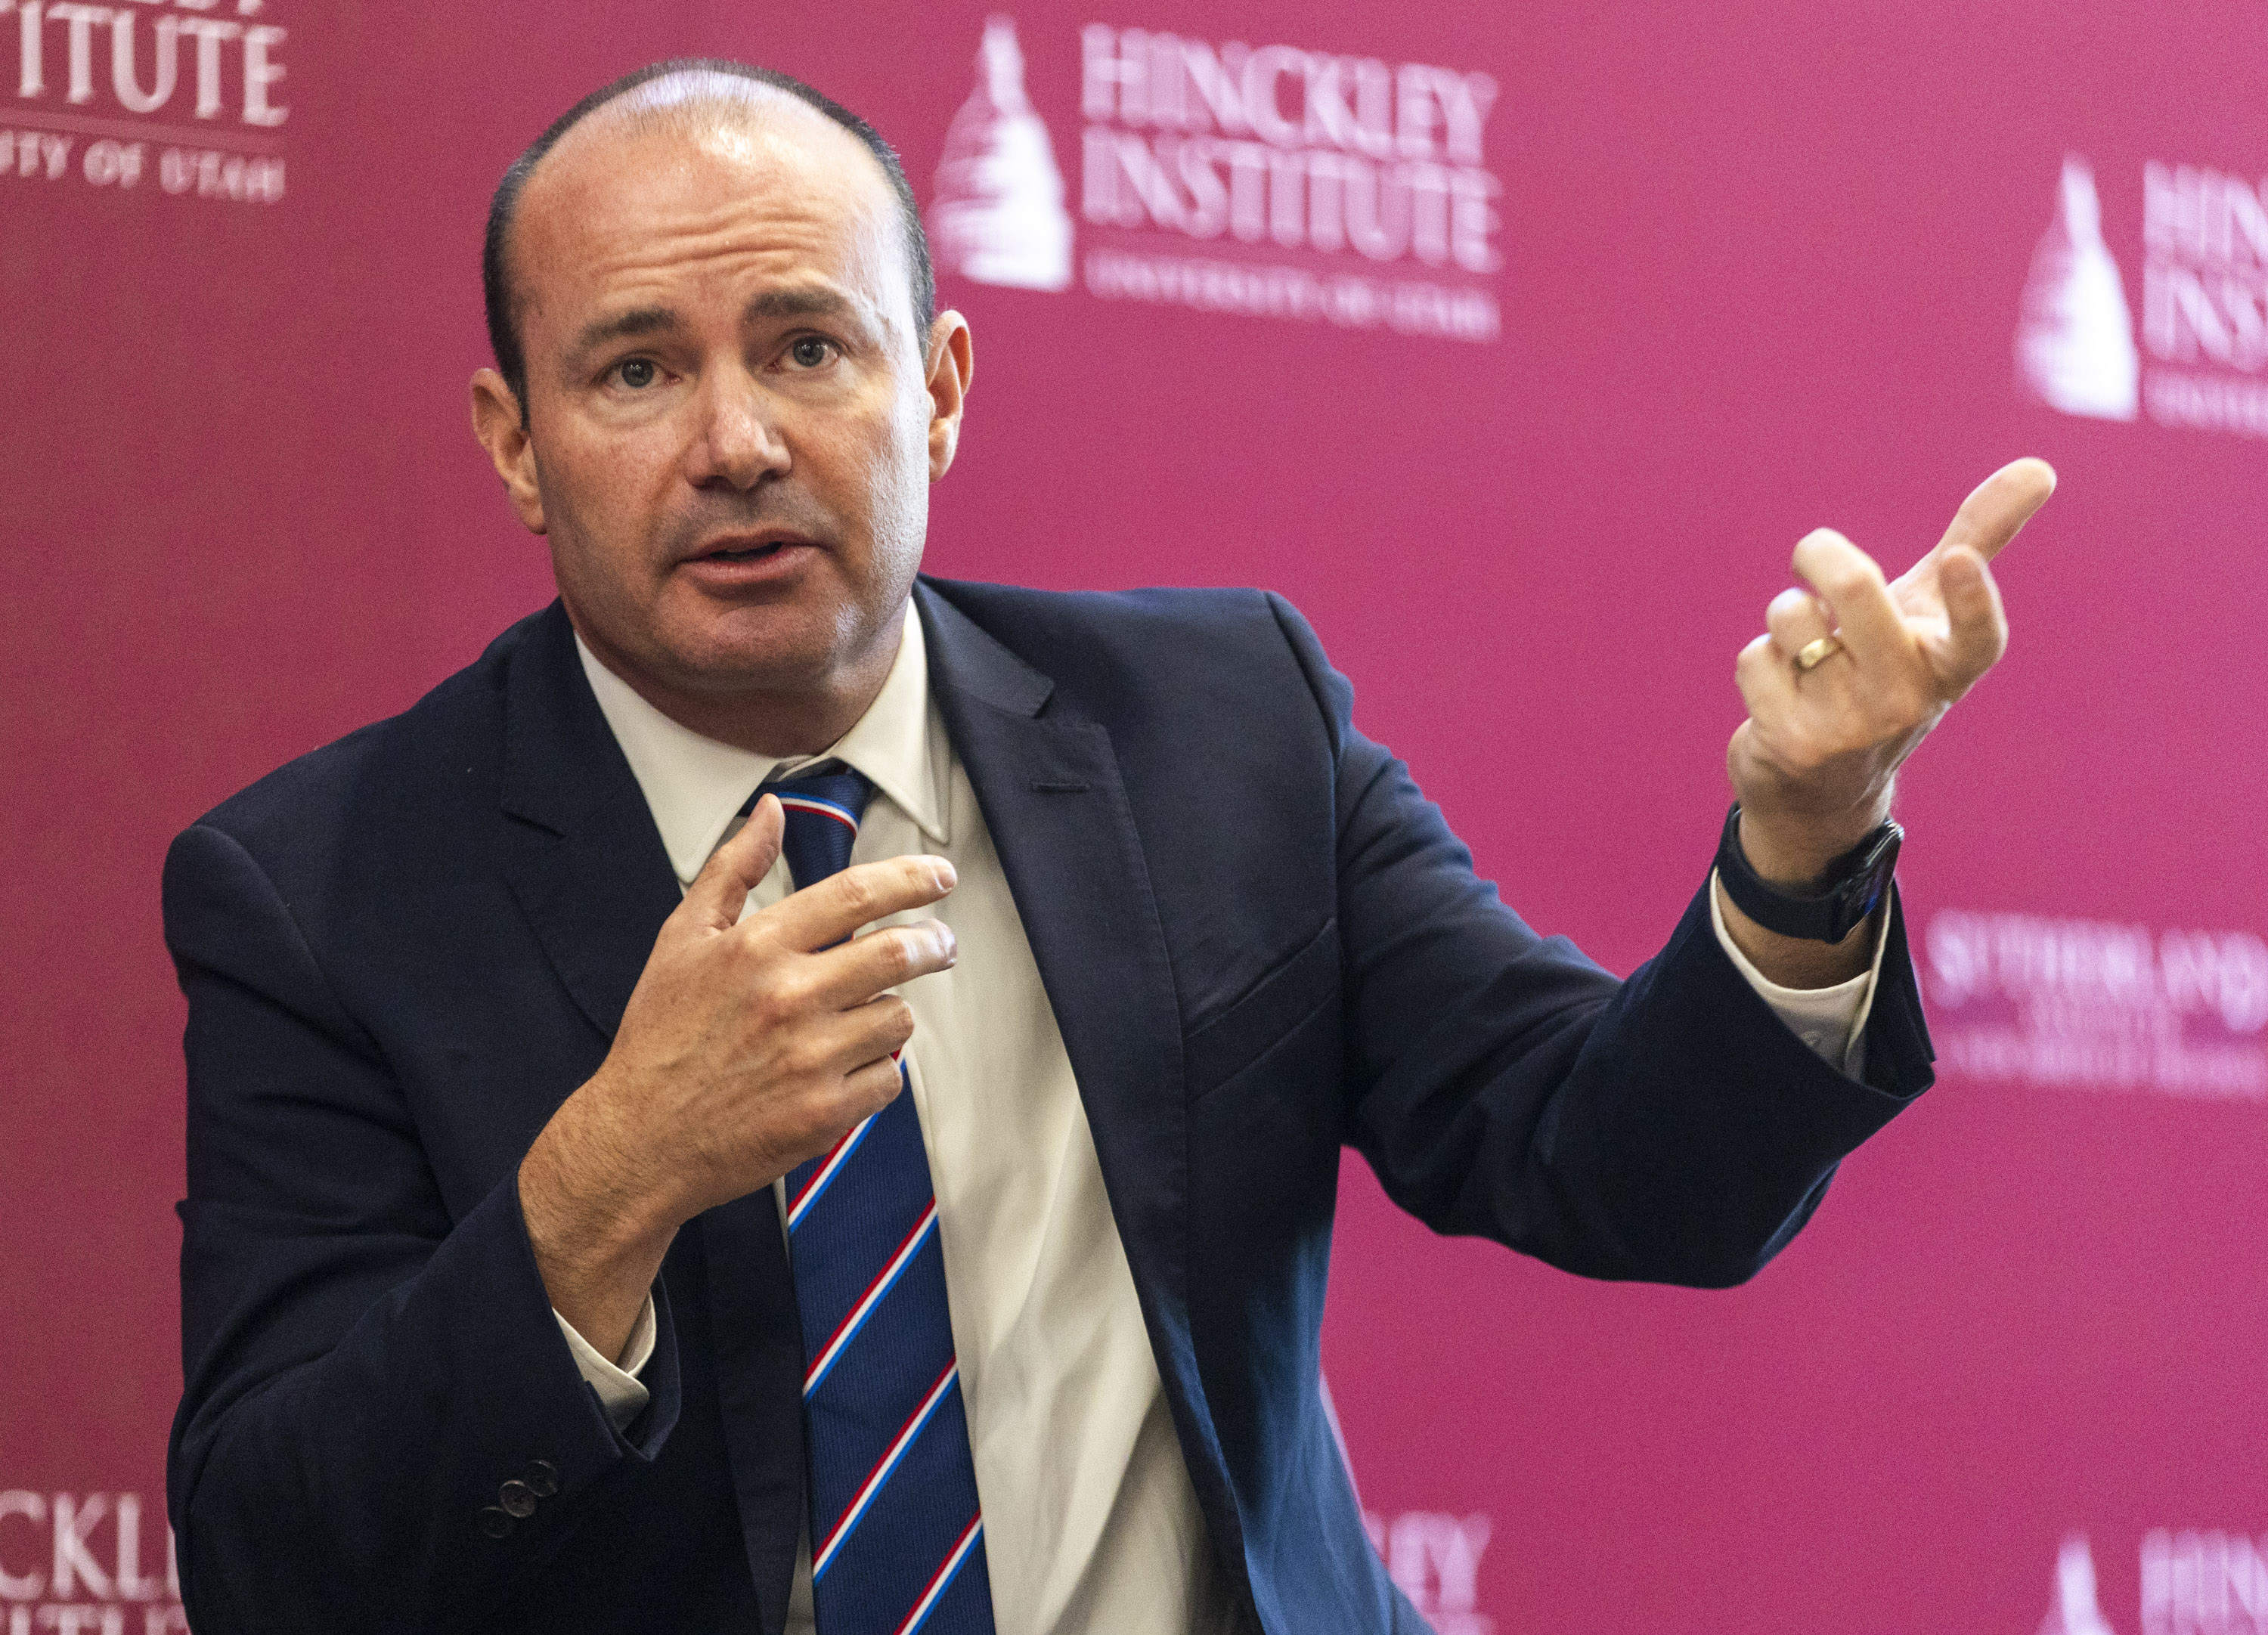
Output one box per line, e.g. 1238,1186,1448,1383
575,614,906,760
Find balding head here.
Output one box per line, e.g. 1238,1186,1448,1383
483,60,936,421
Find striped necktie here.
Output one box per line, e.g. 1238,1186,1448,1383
751,765,996,1635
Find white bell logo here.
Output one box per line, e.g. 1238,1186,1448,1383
928,17,1074,292
2039,1534,2118,1635
2016,156,2140,420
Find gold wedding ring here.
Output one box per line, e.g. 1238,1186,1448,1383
1792,636,1844,673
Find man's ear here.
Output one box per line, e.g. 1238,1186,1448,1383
470,368,547,534
923,313,974,482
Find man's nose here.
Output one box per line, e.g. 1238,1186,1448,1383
684,367,789,490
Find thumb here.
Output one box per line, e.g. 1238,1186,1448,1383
1927,457,2056,568
1929,545,2008,693
683,794,783,932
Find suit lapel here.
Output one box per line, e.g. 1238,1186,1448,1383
914,583,1207,1417
699,1191,810,1630
497,604,683,1042
494,605,806,1618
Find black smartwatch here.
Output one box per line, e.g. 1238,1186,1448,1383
1715,803,1901,943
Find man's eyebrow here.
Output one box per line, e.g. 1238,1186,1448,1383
568,307,680,362
745,288,854,323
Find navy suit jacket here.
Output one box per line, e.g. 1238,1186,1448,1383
163,579,1935,1634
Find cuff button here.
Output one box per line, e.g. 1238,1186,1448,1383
525,1460,559,1499
498,1480,538,1519
478,1506,514,1539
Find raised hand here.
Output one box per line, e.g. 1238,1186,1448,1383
519,794,959,1359
1722,458,2056,980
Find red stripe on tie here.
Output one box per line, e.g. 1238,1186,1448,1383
804,1201,938,1395
894,1513,984,1635
787,1114,875,1229
812,1359,959,1578
787,1059,907,1230
777,794,861,833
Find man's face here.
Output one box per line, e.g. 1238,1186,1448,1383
486,100,960,716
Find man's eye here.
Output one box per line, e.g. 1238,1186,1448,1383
789,337,836,369
615,358,658,389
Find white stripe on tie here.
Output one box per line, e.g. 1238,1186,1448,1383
804,1201,940,1397
812,1361,960,1580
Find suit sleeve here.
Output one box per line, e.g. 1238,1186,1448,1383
163,822,685,1633
1264,593,1935,1287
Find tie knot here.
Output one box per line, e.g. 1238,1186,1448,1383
758,763,875,887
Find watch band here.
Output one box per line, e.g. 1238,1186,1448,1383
1715,803,1901,943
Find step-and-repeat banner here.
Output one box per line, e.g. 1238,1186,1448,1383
4,2,2263,1630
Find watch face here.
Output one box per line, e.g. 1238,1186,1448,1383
1830,824,1902,940
1829,882,1875,942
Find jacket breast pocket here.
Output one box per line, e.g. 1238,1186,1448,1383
1185,918,1341,1101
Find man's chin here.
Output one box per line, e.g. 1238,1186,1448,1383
651,611,894,701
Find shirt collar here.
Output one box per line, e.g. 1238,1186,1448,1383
577,602,949,887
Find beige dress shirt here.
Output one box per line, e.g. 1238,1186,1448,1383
555,602,1885,1634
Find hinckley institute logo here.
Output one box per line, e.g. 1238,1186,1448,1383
927,17,1504,342
0,1489,186,1633
0,0,289,206
2016,153,2268,439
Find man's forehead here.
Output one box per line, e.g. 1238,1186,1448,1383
513,83,902,308
537,82,888,220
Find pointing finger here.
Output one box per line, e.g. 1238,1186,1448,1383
685,794,783,933
1926,457,2056,568
761,854,957,954
1929,544,2009,695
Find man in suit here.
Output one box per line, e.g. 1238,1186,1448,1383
163,59,2052,1635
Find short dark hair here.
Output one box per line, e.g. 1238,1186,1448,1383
482,58,937,420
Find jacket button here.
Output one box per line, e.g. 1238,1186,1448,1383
478,1506,514,1539
498,1480,538,1518
524,1460,559,1499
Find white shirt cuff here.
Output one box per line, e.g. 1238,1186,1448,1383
1708,869,1892,1077
553,1295,657,1432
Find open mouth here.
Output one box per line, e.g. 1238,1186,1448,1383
689,533,816,568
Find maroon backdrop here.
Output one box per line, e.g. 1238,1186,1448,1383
5,3,2265,1630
